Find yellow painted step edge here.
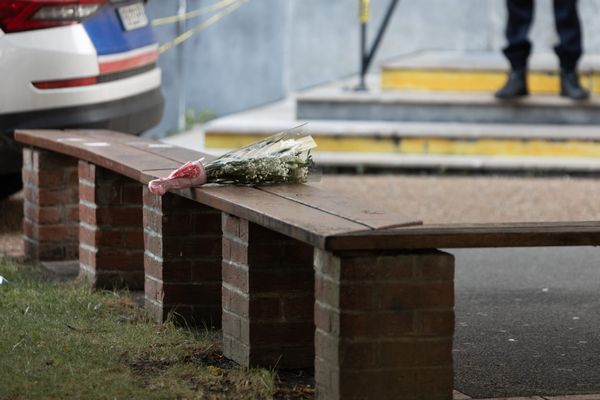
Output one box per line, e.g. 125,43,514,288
381,69,599,94
205,133,600,158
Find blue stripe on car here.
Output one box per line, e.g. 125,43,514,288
83,3,156,55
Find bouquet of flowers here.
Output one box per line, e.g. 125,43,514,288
148,128,317,196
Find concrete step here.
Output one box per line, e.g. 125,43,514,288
205,118,600,158
381,50,600,94
296,88,600,125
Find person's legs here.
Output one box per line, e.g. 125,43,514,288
503,0,534,70
553,0,582,70
496,0,534,99
553,0,588,99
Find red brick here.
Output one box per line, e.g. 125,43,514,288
228,238,248,265
23,219,34,238
142,186,162,209
249,296,281,320
192,212,222,234
412,252,455,281
314,302,338,334
121,184,142,204
79,245,96,269
33,150,75,170
161,282,221,305
78,182,96,203
36,169,67,187
67,205,79,222
162,214,194,235
281,294,313,320
162,260,196,282
78,160,95,181
79,203,96,225
79,225,97,247
96,206,142,227
340,253,414,281
143,208,162,234
145,276,164,303
22,148,33,168
123,230,144,249
222,310,244,340
144,253,163,280
37,188,76,206
339,311,414,339
339,281,454,310
221,237,231,260
337,367,453,400
413,310,455,337
37,224,78,242
222,213,240,237
144,231,163,256
249,268,313,292
222,261,249,292
248,321,314,346
95,252,143,272
222,286,249,318
190,260,221,282
163,236,220,258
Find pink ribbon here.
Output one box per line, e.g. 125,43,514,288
148,159,207,196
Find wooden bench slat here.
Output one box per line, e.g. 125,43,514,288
16,130,182,182
327,221,600,250
146,169,370,249
64,130,216,164
260,183,421,230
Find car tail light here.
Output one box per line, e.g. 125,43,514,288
0,0,107,33
33,76,98,89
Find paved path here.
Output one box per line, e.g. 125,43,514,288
3,175,600,398
324,175,600,398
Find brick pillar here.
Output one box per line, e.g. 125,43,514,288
78,161,144,289
143,188,222,326
221,213,314,369
22,148,79,261
314,249,455,400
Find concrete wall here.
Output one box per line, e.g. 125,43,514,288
145,0,600,137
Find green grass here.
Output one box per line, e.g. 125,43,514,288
0,260,274,400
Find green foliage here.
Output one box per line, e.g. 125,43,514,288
0,260,273,400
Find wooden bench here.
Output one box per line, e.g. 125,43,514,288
15,129,600,400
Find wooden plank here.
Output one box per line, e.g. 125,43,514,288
15,130,181,182
64,129,216,164
147,168,367,248
326,221,600,251
260,182,421,230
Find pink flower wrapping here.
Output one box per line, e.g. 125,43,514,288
148,158,207,196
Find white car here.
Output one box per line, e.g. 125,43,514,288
0,0,164,198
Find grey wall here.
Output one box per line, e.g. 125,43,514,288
145,0,600,138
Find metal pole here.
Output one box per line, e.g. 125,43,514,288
355,0,400,91
364,0,399,73
356,0,370,91
176,0,187,131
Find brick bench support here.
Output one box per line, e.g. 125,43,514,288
78,161,144,289
314,249,455,400
221,213,315,369
22,148,79,261
143,188,222,326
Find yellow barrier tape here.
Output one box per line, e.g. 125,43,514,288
360,0,370,23
158,0,247,54
152,0,237,26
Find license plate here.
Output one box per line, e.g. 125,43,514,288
117,3,149,31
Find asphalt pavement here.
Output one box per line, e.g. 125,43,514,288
452,246,600,398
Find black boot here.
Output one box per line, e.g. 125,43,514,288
560,70,589,100
495,70,528,99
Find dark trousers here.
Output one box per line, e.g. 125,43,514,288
504,0,582,71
